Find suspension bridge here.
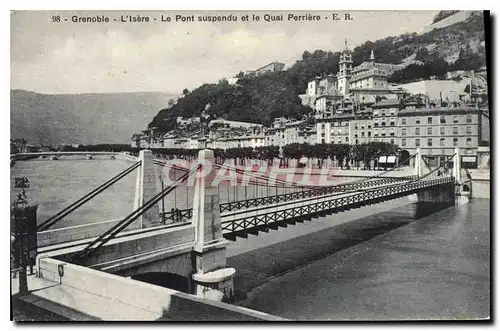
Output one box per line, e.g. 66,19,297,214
11,147,470,320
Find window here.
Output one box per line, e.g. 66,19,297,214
321,139,325,144
427,138,433,147
355,139,359,145
453,138,458,146
401,138,406,146
453,126,458,135
427,117,433,124
427,127,432,135
466,126,472,134
390,139,394,144
401,128,407,136
416,128,420,135
374,130,379,137
466,137,472,147
415,138,420,147
337,140,341,144
374,122,379,127
381,122,386,127
345,137,349,142
440,138,445,146
453,116,459,123
401,118,406,125
361,131,365,137
368,131,372,137
416,118,421,125
354,124,358,129
440,127,445,135
440,116,446,124
466,115,472,123
354,134,358,138
390,121,395,126
368,124,372,129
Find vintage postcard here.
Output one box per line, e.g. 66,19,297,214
10,10,490,321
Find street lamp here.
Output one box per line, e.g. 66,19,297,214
12,187,29,294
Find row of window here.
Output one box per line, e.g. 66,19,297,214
401,126,473,136
401,115,473,125
401,137,473,147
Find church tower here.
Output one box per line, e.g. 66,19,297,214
337,39,353,97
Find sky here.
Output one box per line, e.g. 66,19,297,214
10,10,439,95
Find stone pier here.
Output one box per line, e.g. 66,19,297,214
191,149,235,301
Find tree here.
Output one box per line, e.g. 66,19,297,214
182,88,190,95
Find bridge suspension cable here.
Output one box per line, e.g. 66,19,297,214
37,161,142,232
418,153,456,181
69,165,197,263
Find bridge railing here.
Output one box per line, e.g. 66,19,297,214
219,175,417,213
221,176,454,235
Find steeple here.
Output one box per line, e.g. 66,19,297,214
370,49,375,63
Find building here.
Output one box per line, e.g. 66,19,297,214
349,50,403,104
316,113,353,145
176,116,201,127
371,99,400,145
398,105,483,167
255,62,286,76
301,39,403,111
349,109,374,145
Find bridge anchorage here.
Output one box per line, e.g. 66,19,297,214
33,147,470,305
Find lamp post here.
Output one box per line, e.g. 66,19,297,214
12,177,30,294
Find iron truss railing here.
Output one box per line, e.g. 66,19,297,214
160,208,193,224
219,176,417,213
221,177,454,237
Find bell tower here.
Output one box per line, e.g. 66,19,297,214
337,38,353,97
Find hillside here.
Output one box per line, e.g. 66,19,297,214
11,90,177,145
147,11,487,135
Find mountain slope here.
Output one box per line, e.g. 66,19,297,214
11,90,177,145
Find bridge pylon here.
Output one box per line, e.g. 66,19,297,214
414,148,423,178
191,149,235,301
453,147,461,185
134,150,161,228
